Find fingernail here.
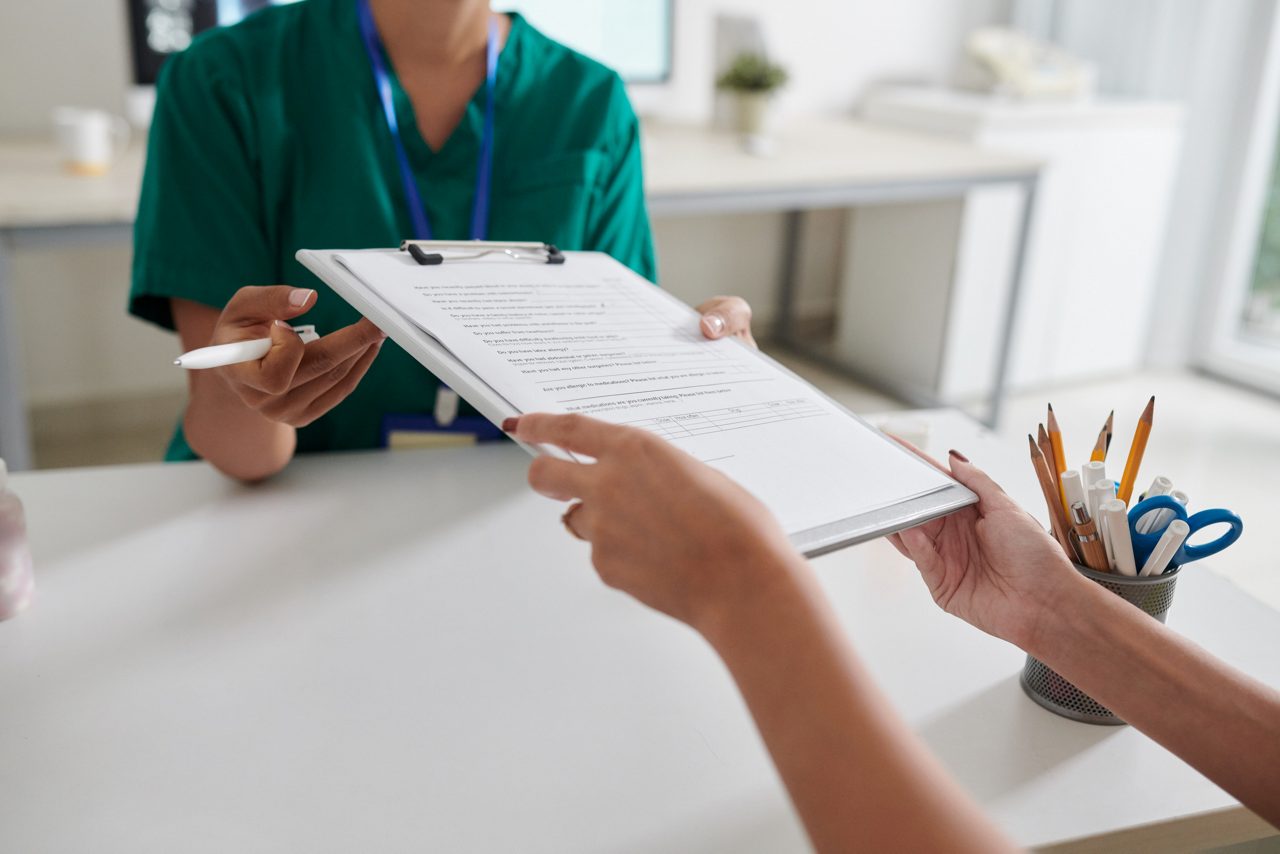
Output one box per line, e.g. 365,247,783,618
949,449,969,463
274,319,291,329
704,314,725,336
501,417,519,433
289,288,314,307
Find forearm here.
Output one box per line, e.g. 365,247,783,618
184,374,296,482
699,556,1016,854
1029,576,1280,825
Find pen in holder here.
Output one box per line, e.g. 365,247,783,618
1020,562,1180,725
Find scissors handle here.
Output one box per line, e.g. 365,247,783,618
1178,508,1244,564
1128,496,1242,569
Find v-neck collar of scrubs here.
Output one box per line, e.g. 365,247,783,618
377,12,524,171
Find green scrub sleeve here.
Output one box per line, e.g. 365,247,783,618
588,84,657,284
129,42,275,331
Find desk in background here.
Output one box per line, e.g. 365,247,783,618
2,410,1277,852
0,121,1040,471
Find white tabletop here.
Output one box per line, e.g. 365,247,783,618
0,140,144,230
0,120,1039,230
642,118,1039,208
2,410,1276,852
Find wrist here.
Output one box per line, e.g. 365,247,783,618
693,544,817,654
1019,568,1106,661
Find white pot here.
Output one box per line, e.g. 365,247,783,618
729,91,772,137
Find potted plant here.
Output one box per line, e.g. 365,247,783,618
716,53,789,140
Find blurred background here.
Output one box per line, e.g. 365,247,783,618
2,1,1280,609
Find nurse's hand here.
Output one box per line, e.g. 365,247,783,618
505,412,801,632
697,296,757,347
208,286,386,428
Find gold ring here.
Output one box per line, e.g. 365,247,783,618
561,502,587,541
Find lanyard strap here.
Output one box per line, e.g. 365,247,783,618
355,0,498,241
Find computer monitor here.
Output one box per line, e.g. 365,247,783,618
493,1,673,84
125,0,672,87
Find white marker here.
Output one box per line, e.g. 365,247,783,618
174,325,319,370
1061,470,1087,519
1100,499,1137,576
1090,480,1116,565
1082,460,1107,492
1140,518,1190,577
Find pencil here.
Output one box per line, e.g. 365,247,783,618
1029,434,1077,561
1047,404,1068,511
1117,396,1155,505
1090,410,1114,463
1037,422,1062,511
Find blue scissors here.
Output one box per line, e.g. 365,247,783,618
1127,495,1243,571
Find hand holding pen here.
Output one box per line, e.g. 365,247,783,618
177,286,387,429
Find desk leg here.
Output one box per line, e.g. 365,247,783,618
0,231,33,471
772,210,804,345
985,176,1039,429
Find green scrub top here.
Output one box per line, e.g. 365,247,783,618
129,0,656,460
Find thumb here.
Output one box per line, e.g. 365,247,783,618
945,451,1019,513
221,285,317,325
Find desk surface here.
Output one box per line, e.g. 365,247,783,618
2,410,1276,852
642,118,1038,213
0,119,1039,230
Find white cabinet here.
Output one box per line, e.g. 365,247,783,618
835,87,1183,401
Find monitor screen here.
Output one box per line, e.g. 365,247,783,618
493,0,672,84
127,0,671,86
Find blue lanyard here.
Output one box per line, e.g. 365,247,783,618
355,0,498,241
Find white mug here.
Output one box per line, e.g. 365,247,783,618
52,107,131,175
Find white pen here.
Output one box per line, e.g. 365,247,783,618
1140,518,1190,577
1081,460,1107,492
1100,498,1137,576
1090,479,1117,566
173,325,319,370
1143,488,1188,536
1135,475,1174,533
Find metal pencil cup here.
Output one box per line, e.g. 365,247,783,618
1020,564,1180,725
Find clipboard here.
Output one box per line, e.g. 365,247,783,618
297,242,976,557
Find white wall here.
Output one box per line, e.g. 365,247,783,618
633,0,1008,123
645,0,1010,337
1018,0,1274,372
1,0,1006,408
0,0,133,135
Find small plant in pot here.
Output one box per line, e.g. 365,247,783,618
716,53,789,144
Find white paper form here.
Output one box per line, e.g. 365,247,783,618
334,250,952,534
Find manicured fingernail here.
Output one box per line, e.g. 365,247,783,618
274,319,291,329
289,288,314,307
949,449,969,463
704,314,725,336
501,417,519,433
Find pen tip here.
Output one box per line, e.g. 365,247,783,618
1047,402,1054,412
172,359,181,366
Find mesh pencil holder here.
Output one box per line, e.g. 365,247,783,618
1020,563,1180,725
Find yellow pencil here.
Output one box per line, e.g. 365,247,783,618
1047,404,1068,511
1117,396,1155,505
1090,410,1114,463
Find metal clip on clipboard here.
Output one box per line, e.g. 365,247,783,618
400,240,566,266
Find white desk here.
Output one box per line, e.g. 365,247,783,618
2,410,1276,852
0,140,143,471
0,121,1039,472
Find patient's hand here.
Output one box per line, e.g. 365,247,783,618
697,296,757,347
506,413,800,631
889,450,1079,650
